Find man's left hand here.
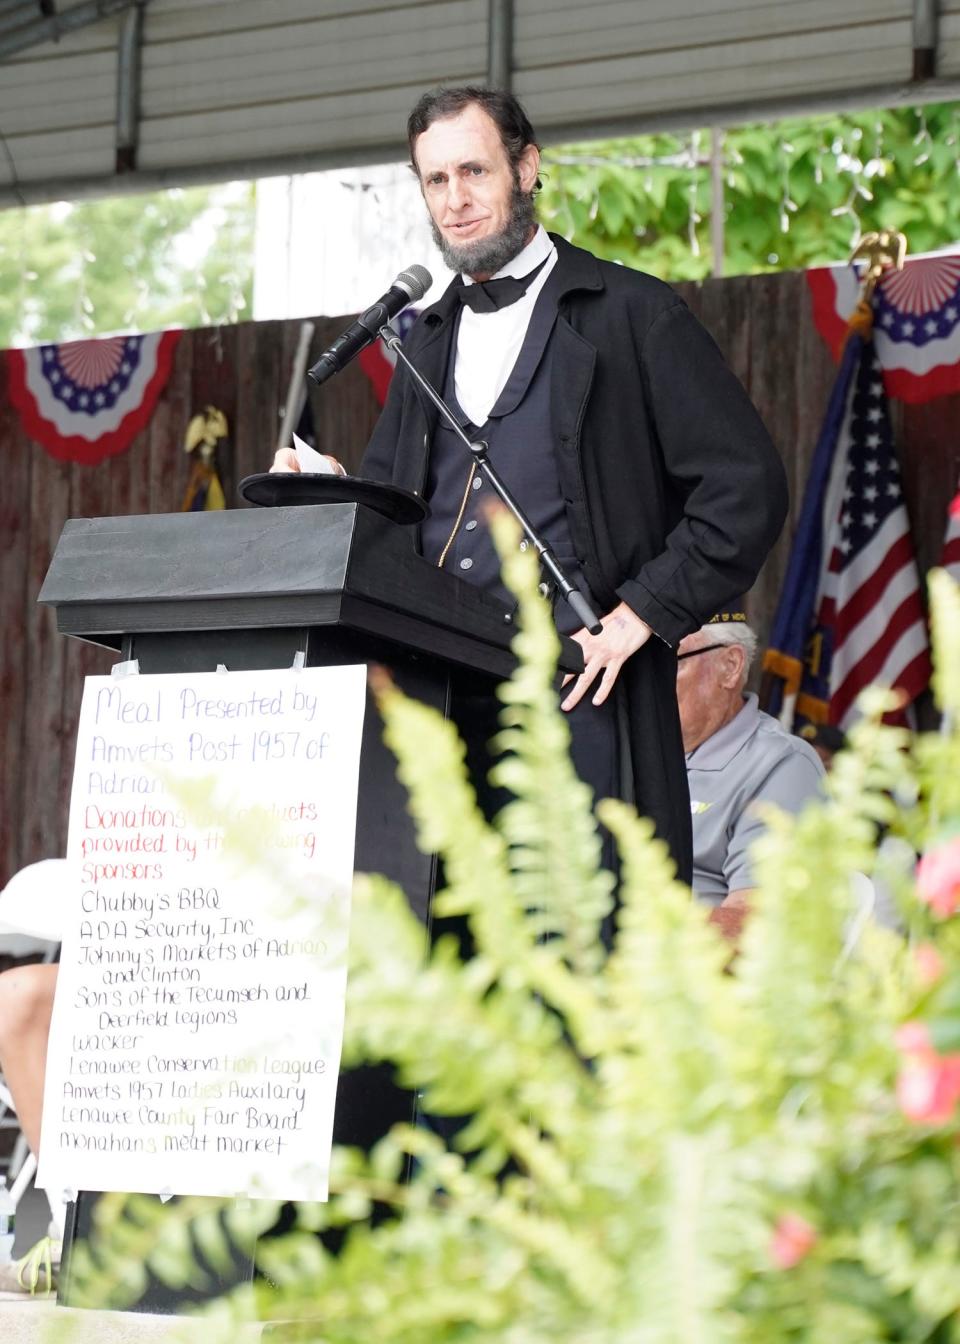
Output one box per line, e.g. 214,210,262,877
561,601,652,710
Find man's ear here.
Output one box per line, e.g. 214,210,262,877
517,142,540,193
718,644,747,690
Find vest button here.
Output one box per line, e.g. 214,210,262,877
465,520,478,531
472,476,482,490
459,558,473,571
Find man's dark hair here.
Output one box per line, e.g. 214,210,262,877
407,85,542,189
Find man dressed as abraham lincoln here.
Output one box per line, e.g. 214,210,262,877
275,85,788,886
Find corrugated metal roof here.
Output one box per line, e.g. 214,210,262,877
1,0,959,206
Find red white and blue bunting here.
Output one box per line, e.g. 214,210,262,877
6,330,181,465
807,252,960,404
357,309,420,406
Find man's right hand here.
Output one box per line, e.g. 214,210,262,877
270,448,301,473
270,448,347,476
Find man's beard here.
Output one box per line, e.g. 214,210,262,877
430,176,537,278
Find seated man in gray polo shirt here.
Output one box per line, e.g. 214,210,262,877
676,610,824,931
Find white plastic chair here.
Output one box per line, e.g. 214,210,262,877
0,859,67,946
0,860,68,1227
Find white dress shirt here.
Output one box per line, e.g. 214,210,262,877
455,226,558,426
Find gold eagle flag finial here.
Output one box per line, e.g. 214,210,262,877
842,230,908,345
181,405,228,511
850,230,908,302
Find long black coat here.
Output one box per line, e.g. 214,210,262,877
362,234,788,883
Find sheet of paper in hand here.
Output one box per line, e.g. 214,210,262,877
36,664,366,1203
293,432,336,474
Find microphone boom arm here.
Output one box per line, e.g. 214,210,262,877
379,324,603,636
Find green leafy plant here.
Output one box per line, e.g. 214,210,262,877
65,524,960,1344
538,103,960,280
0,183,254,347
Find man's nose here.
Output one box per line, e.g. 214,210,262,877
446,177,470,210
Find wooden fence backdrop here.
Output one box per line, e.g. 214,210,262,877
1,270,958,886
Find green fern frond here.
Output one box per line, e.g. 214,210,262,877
343,873,593,1141
64,1193,279,1311
619,1133,761,1344
929,567,960,723
598,799,742,1128
492,509,616,974
372,677,529,978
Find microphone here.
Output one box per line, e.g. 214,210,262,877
307,264,432,386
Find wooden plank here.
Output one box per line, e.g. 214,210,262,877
189,322,239,506
54,454,117,867
122,421,155,522
232,320,263,497
20,442,73,868
900,393,960,581
0,357,34,884
250,320,284,487
109,419,148,523
147,331,192,516
681,269,793,648
309,317,382,474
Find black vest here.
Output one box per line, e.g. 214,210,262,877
421,269,589,632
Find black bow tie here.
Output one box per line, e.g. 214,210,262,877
456,256,549,314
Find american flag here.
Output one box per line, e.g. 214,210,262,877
763,316,930,729
941,475,960,585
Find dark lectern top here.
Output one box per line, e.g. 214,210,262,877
38,504,583,680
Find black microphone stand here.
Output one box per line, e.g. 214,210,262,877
379,324,603,635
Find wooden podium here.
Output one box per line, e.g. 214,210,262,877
38,502,581,1311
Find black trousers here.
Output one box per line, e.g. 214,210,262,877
450,675,621,824
417,674,621,1148
446,671,623,936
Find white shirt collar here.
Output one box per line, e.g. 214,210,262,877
462,225,554,286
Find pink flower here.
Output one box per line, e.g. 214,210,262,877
769,1214,817,1269
895,1021,934,1056
914,943,946,988
895,1021,960,1125
896,1056,960,1125
916,839,960,918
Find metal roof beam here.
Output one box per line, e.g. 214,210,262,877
115,0,145,173
487,0,512,92
4,71,960,212
0,0,138,62
913,0,939,79
0,0,38,19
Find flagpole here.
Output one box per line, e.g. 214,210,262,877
760,228,919,730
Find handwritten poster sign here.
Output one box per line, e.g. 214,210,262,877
37,664,367,1202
